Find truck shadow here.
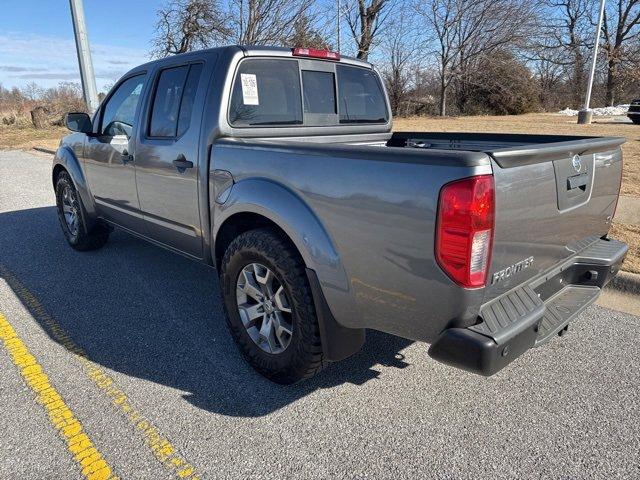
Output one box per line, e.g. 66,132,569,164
0,206,413,417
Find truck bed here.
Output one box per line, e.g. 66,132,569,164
387,131,625,167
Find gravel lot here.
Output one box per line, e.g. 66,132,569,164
0,150,639,479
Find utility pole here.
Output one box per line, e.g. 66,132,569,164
578,0,606,125
69,0,99,114
337,0,341,52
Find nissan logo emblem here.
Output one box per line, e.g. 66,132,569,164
572,155,582,173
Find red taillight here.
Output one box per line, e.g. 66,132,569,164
292,47,340,61
436,175,495,288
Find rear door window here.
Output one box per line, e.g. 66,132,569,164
229,59,303,126
177,64,203,137
149,65,189,137
148,64,203,138
336,65,388,124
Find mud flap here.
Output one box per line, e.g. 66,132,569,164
305,268,365,362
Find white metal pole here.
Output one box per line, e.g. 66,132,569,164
69,0,99,114
578,0,606,124
585,0,606,109
337,0,341,52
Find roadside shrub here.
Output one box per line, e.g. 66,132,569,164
455,51,541,115
0,82,86,129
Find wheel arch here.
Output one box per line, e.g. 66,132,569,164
212,179,345,289
52,146,98,228
214,212,303,271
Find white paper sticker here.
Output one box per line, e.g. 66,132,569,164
240,73,259,105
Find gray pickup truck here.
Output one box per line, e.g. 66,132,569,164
54,46,627,384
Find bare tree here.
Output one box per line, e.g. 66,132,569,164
380,12,418,115
227,0,315,45
600,0,640,105
532,52,567,109
416,0,535,116
152,0,230,57
288,14,333,49
344,0,392,60
21,82,42,102
529,0,594,109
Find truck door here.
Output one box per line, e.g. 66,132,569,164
133,62,205,258
84,73,147,233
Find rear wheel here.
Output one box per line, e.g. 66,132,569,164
220,228,324,384
55,171,109,251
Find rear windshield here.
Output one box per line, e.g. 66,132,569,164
228,59,388,127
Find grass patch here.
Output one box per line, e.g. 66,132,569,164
0,125,67,152
610,223,640,275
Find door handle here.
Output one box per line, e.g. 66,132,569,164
172,155,193,170
121,150,134,164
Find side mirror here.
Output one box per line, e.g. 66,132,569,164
65,112,93,134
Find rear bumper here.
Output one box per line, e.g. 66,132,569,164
428,238,628,376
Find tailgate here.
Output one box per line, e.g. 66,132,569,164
484,137,624,300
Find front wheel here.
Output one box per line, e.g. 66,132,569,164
55,171,109,251
220,228,324,384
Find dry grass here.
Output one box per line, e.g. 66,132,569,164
0,125,66,152
395,113,640,197
610,223,640,274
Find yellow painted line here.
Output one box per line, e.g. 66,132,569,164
0,265,202,480
0,312,116,480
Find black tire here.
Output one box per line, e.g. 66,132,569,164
55,171,109,251
220,228,324,384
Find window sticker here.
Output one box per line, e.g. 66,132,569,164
240,73,259,105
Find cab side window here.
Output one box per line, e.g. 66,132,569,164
149,63,203,138
101,74,146,137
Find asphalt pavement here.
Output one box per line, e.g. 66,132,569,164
0,150,639,479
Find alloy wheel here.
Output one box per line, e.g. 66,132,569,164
236,263,293,354
61,185,79,237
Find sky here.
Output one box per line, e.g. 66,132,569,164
0,0,345,93
0,1,164,91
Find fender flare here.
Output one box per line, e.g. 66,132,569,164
52,146,98,231
214,178,347,291
213,178,364,361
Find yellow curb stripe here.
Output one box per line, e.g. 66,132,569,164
0,265,202,480
0,312,117,480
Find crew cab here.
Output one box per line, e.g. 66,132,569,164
54,46,627,384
